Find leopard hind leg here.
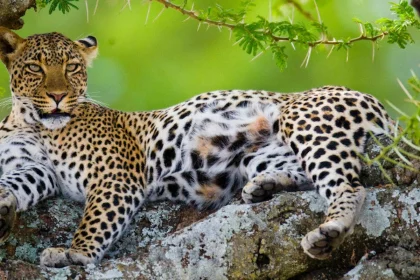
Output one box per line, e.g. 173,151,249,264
286,135,366,260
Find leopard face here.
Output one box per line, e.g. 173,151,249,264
0,28,98,129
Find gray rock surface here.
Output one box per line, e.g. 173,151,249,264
342,247,420,280
0,136,419,279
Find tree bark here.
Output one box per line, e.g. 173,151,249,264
0,0,36,30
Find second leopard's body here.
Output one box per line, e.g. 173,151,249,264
0,28,393,267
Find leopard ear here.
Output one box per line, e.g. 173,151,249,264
0,27,25,67
75,36,98,67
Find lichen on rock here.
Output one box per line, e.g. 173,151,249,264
0,138,419,279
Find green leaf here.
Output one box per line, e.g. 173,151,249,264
270,44,288,70
336,41,351,51
36,0,48,9
311,22,328,35
352,17,363,24
44,0,79,14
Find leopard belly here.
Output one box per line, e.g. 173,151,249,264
144,94,308,209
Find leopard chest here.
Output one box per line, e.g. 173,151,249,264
44,117,143,201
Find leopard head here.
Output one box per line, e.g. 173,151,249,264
0,27,98,129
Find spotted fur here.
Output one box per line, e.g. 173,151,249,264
0,28,393,267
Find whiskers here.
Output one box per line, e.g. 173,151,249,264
0,97,12,111
79,92,109,108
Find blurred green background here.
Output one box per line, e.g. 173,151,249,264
0,0,419,119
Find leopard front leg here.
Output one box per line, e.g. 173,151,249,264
0,163,59,243
0,188,17,242
40,180,144,267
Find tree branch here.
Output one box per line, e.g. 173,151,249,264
152,0,389,48
153,0,236,29
0,0,37,30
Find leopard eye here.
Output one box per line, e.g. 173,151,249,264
66,63,79,72
27,64,42,73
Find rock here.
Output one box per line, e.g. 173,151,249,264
342,247,420,280
0,0,36,30
1,184,419,279
0,136,419,279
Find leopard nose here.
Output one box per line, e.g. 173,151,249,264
47,92,67,104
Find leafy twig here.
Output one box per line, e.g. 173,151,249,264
151,0,418,69
153,0,237,29
42,0,79,14
38,0,420,69
153,0,389,46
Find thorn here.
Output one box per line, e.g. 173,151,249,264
197,22,202,31
153,7,165,22
145,1,151,24
397,78,413,100
291,5,295,24
94,0,100,15
233,37,244,46
380,33,385,40
120,1,129,12
313,0,322,24
251,51,264,62
306,47,312,67
358,23,364,37
250,46,269,62
371,41,375,62
327,44,335,58
410,69,418,80
85,0,89,23
301,47,312,68
182,16,191,22
346,48,349,62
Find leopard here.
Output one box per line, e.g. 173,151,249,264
0,27,393,268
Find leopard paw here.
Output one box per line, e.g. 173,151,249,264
242,172,295,203
40,247,95,267
301,220,349,260
0,189,17,243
